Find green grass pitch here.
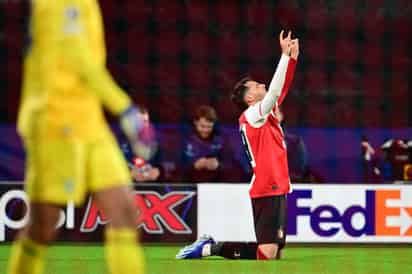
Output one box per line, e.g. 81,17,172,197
0,244,410,274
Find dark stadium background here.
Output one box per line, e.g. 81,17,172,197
0,0,411,182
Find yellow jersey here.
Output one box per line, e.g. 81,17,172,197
18,0,131,141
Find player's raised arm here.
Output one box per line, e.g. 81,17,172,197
276,38,299,106
258,32,299,117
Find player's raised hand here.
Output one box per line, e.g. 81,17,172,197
279,30,292,56
289,38,299,60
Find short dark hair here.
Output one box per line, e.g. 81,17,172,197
194,105,218,123
231,76,252,110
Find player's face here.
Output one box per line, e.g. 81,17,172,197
244,80,267,105
194,117,214,139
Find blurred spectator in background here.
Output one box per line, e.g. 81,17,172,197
220,133,253,182
407,140,412,181
122,105,160,182
361,137,412,183
361,136,383,183
183,105,223,182
381,138,411,182
275,107,319,183
130,156,160,182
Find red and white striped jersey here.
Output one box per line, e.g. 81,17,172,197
239,54,297,198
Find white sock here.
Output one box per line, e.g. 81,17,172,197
201,243,211,257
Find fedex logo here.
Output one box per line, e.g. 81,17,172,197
288,189,412,237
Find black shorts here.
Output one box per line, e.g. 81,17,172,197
251,194,287,247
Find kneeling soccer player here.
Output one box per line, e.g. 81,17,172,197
176,30,299,260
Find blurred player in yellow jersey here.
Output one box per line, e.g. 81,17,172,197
7,1,149,274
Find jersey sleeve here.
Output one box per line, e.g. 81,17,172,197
34,2,131,115
263,54,291,113
244,54,297,127
244,103,266,127
274,57,297,107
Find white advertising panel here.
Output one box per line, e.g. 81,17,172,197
198,184,412,243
